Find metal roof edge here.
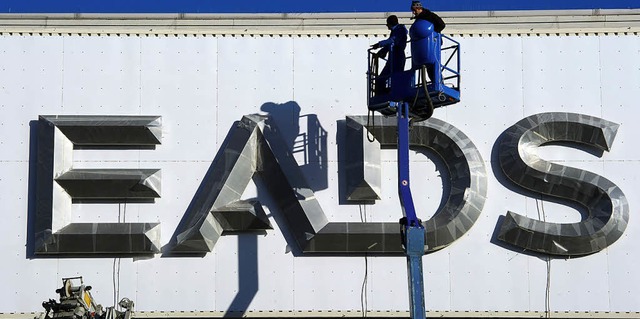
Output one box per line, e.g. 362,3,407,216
0,9,638,35
0,9,639,19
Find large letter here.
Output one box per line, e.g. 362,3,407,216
165,115,323,255
343,116,487,252
497,112,628,256
33,115,162,256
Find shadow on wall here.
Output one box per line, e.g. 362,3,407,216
223,233,259,318
261,101,328,192
253,101,330,258
223,102,328,315
256,101,329,255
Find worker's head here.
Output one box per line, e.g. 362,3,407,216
386,15,399,30
411,1,424,16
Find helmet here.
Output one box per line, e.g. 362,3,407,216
411,1,423,10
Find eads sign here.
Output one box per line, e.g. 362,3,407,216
30,112,628,258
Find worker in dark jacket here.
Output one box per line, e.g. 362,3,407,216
371,15,408,94
410,1,445,83
410,1,445,33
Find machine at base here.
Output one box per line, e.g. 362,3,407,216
40,277,134,319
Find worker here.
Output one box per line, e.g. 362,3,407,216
371,15,408,94
410,1,445,83
410,1,445,33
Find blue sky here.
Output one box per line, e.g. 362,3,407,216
1,0,638,13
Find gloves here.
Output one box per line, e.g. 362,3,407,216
371,42,381,49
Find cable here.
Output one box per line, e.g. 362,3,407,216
410,66,423,111
542,199,551,319
113,201,126,310
366,109,376,143
360,254,369,318
409,65,434,124
536,198,552,319
419,65,434,119
359,204,369,318
112,256,121,310
365,53,378,143
545,256,551,319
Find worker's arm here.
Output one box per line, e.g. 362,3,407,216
372,25,406,57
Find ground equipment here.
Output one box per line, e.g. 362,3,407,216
40,277,134,319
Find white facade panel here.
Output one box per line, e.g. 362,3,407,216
449,36,525,162
368,257,412,311
601,161,640,312
0,31,639,316
599,35,640,161
216,36,294,144
522,35,603,116
139,36,219,162
0,35,63,161
61,36,142,113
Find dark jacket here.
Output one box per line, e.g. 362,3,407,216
415,9,445,33
376,24,408,74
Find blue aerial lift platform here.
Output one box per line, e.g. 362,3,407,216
366,18,461,319
368,19,460,121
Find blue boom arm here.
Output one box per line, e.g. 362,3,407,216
395,101,426,319
366,18,461,319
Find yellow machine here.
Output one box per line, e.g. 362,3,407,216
41,277,133,319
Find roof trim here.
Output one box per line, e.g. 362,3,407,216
0,9,638,35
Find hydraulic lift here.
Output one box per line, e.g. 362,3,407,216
366,18,461,319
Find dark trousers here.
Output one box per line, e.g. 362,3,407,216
375,58,406,95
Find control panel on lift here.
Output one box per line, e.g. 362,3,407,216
367,18,461,121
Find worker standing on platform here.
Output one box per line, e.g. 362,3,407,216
410,1,445,83
410,1,445,33
371,15,408,94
